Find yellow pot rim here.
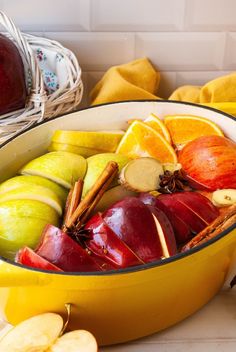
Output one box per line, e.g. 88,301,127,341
1,100,235,277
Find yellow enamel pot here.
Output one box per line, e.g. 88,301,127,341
0,101,235,346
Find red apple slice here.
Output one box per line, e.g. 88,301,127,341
157,192,219,236
175,191,219,223
157,194,207,234
16,247,63,272
139,193,191,244
103,197,163,263
36,225,102,272
147,206,177,257
85,213,143,268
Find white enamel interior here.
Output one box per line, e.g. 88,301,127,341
0,101,235,182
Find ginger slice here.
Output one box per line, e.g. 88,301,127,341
119,157,164,192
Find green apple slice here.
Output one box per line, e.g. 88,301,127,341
0,185,63,215
0,175,68,203
20,151,87,189
93,185,137,213
52,130,124,152
83,153,130,196
0,200,59,258
48,142,102,158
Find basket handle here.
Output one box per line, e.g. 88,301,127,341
0,11,47,110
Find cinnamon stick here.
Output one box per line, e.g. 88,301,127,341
78,174,115,226
182,204,236,251
62,179,83,231
66,161,118,229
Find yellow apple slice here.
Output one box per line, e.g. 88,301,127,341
48,142,102,158
52,130,124,152
0,313,63,351
212,189,236,207
21,151,87,189
0,185,63,215
0,175,68,204
49,330,98,352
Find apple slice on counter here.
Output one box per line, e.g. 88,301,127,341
0,200,59,259
16,246,63,272
0,184,63,215
0,313,63,351
49,330,98,352
103,197,176,262
139,192,191,244
36,225,102,272
21,151,87,189
48,142,102,158
85,213,143,268
0,175,68,203
83,153,129,196
52,130,124,152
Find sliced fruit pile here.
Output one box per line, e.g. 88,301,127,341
0,310,97,351
0,112,235,271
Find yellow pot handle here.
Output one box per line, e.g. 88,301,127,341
0,261,51,287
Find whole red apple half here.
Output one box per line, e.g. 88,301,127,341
140,192,219,244
85,213,144,268
179,136,236,191
35,225,102,272
103,197,177,262
0,34,27,115
16,246,62,272
139,193,191,244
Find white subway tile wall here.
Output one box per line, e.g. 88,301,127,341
1,0,235,102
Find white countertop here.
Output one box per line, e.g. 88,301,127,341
102,287,236,352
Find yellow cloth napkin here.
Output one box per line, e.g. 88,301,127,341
90,58,160,105
90,58,236,117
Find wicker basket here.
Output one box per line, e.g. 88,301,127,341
0,11,83,144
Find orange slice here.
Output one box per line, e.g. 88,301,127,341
116,121,177,163
144,113,171,143
164,115,224,149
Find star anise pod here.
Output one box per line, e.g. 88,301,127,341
66,224,91,248
158,169,190,194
